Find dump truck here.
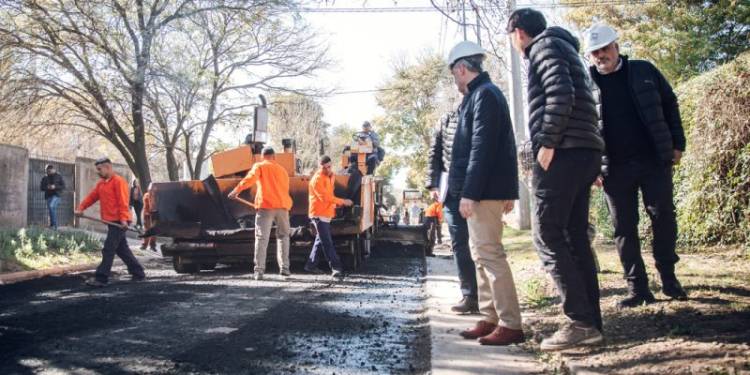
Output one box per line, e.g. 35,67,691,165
145,105,429,273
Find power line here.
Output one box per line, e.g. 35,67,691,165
297,1,656,13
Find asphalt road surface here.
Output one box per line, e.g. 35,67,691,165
0,253,430,375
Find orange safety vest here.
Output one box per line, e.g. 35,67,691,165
234,160,293,210
78,174,132,222
308,169,344,219
425,202,444,222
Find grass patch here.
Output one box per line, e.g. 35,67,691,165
0,227,101,272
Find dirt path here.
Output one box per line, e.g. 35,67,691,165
503,228,750,374
0,254,430,374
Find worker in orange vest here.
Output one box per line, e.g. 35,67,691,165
75,158,146,287
305,155,353,279
228,147,293,281
140,183,157,252
425,200,444,245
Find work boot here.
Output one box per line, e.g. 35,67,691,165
150,245,158,252
460,320,497,339
662,276,688,300
253,272,264,281
331,270,345,280
139,244,147,250
280,269,291,277
451,297,479,314
304,262,324,274
617,292,656,309
540,321,603,351
478,326,525,346
131,275,146,282
85,278,108,287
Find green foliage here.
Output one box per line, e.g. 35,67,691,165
374,54,450,192
673,52,750,246
0,228,101,271
565,0,750,84
520,276,555,309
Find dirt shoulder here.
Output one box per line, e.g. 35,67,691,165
503,227,750,374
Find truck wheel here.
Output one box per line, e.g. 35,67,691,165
173,256,200,274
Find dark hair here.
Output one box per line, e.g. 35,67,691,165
94,157,112,166
261,146,275,156
455,55,484,73
506,8,547,37
320,155,332,165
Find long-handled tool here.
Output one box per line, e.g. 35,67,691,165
78,214,143,235
229,195,257,210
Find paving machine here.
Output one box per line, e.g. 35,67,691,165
145,104,429,273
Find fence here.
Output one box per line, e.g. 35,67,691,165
27,157,76,227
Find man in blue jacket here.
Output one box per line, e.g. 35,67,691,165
440,40,524,346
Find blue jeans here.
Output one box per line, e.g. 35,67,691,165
46,196,60,228
443,195,478,299
308,219,343,272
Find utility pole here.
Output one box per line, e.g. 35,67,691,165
507,0,531,230
461,0,467,41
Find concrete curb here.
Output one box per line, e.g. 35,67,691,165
0,261,100,285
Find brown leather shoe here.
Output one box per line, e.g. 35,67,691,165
478,326,525,346
460,320,497,339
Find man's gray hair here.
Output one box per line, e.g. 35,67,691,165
455,55,484,73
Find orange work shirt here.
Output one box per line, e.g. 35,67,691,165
234,160,293,210
143,192,154,217
77,173,132,223
425,202,444,222
308,169,344,219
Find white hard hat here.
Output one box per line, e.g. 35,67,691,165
584,23,618,53
447,41,486,67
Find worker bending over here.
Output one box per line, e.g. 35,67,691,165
75,158,146,287
424,200,444,245
228,147,293,280
305,155,353,279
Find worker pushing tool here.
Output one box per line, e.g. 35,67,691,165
227,146,293,280
75,158,146,287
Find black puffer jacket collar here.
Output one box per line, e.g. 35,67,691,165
525,26,580,56
467,71,491,93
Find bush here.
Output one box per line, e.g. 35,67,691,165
674,52,750,246
0,227,101,271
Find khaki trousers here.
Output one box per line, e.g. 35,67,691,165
466,200,523,330
254,209,291,273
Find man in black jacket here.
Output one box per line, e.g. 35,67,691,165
508,8,605,351
435,40,524,346
427,111,479,315
40,164,65,229
586,24,687,308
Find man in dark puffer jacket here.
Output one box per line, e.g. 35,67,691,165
508,8,605,351
586,24,687,309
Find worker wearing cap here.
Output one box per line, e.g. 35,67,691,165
305,155,353,279
585,24,687,308
75,158,146,287
424,200,444,245
40,164,65,229
508,8,605,351
444,40,525,346
228,147,293,280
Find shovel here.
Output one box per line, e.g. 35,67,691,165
229,195,257,210
78,214,143,235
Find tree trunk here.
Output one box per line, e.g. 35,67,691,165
165,145,180,181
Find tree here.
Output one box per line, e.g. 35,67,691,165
565,0,750,83
0,0,298,189
374,54,451,190
268,94,329,174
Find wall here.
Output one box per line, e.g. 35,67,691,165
0,144,29,228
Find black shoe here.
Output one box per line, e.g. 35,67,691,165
85,278,108,287
451,297,479,314
304,262,324,274
662,278,688,300
617,292,656,309
331,270,345,280
131,275,146,282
